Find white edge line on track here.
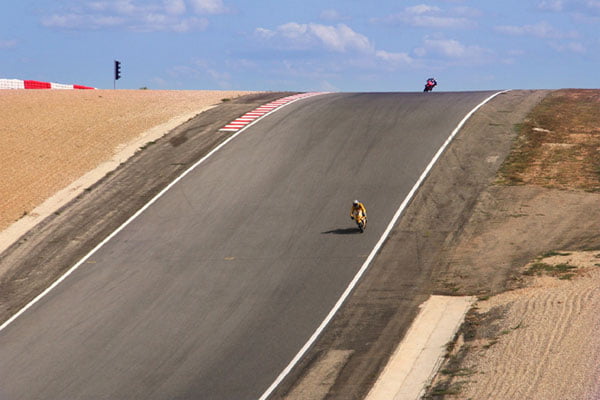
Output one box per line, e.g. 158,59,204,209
257,89,511,400
0,92,327,334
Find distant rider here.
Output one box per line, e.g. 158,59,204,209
350,199,367,222
424,77,437,92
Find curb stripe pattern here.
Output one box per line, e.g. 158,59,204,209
0,79,95,90
219,92,326,132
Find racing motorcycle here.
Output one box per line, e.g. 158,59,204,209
423,78,437,92
353,213,367,233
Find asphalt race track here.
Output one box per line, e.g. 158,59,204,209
0,91,497,400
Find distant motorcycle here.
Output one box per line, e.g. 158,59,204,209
424,78,437,92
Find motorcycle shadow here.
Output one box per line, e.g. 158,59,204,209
321,228,362,235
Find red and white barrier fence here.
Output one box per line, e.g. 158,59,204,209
0,79,95,90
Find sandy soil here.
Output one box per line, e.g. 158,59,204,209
422,185,600,400
457,251,600,400
0,89,255,250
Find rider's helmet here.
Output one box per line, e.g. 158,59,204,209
353,200,359,206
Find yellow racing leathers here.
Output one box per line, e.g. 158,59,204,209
350,202,367,222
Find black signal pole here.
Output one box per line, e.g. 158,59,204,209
114,60,121,89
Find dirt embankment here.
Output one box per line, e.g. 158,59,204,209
0,90,253,239
427,90,600,399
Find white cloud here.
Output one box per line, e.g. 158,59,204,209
311,24,372,52
375,50,414,65
538,0,600,20
170,16,208,32
255,21,420,71
114,0,138,14
410,14,472,28
495,20,587,55
164,0,186,15
374,4,477,29
255,27,275,39
41,14,125,29
278,22,310,41
495,21,578,39
189,0,227,14
452,6,483,18
40,0,223,31
406,4,442,14
537,0,565,11
551,41,586,53
256,23,374,53
415,36,493,63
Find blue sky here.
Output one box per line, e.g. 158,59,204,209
1,0,598,91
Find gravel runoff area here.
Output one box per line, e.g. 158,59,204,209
0,89,256,252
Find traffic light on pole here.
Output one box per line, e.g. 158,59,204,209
114,60,121,80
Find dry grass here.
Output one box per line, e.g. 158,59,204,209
497,89,600,191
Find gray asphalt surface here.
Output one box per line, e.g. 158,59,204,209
0,91,497,400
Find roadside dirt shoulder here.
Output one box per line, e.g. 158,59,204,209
432,186,600,297
426,89,600,399
426,188,600,399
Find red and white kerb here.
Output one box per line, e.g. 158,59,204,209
219,92,327,132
